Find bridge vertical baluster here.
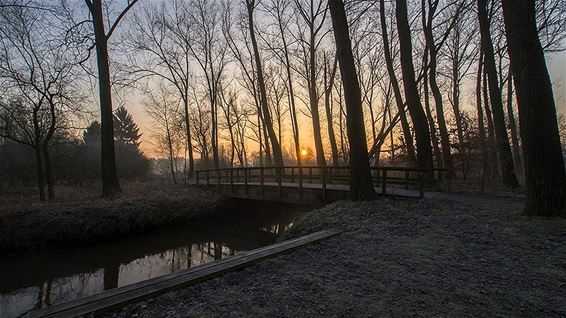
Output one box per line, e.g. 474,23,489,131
405,170,409,190
291,167,295,183
196,171,199,185
217,169,221,188
206,170,210,186
245,168,248,194
309,167,313,183
230,169,234,193
299,167,304,198
260,167,264,195
278,167,283,197
382,169,387,196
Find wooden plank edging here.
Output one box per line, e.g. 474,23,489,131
30,229,343,318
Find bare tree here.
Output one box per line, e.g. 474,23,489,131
395,0,433,170
502,0,566,217
292,0,329,167
243,0,284,166
328,0,375,200
421,0,470,178
0,3,83,200
262,0,304,167
126,1,195,179
477,0,519,188
145,85,184,184
185,0,229,169
84,0,138,198
379,0,416,166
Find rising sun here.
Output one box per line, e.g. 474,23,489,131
300,149,308,157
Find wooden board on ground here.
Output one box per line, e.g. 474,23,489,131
30,229,343,318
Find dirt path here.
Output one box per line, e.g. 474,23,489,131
104,195,566,318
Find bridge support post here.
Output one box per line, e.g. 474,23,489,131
299,167,304,198
309,167,313,183
278,167,283,197
230,169,234,193
260,167,264,195
206,171,210,186
244,169,248,194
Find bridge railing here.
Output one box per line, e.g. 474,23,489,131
195,166,444,199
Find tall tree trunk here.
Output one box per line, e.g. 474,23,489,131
482,66,499,177
324,53,340,166
501,0,566,217
277,12,301,167
477,0,519,188
183,96,194,179
422,0,454,177
506,72,523,182
43,99,57,200
379,0,416,166
309,33,326,167
395,0,433,171
42,147,54,200
423,50,443,170
328,0,375,200
246,0,283,166
476,52,490,185
91,0,122,197
32,109,45,201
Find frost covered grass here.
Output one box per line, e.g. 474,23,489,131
106,194,566,318
0,183,223,255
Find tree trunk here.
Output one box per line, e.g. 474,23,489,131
482,65,499,177
423,50,443,171
309,35,326,167
324,54,340,166
501,0,566,217
247,1,283,167
476,52,490,185
506,72,523,182
396,0,433,171
422,1,454,177
91,0,122,197
328,0,375,200
32,109,45,201
183,97,194,179
379,0,416,166
477,0,519,188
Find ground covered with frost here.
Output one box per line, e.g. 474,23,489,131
104,193,566,317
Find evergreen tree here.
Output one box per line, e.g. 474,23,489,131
113,106,142,147
83,121,101,146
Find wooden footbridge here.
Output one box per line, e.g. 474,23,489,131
195,166,442,203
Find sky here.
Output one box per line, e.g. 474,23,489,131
126,48,566,158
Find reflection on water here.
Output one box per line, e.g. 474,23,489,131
0,200,310,318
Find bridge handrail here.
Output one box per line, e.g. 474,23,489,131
195,166,444,199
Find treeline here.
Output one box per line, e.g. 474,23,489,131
0,0,565,216
0,107,150,193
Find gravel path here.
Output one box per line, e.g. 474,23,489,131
103,195,566,318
